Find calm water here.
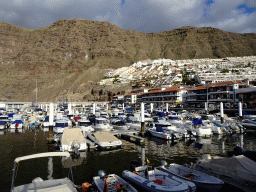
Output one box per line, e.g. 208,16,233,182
1,128,255,191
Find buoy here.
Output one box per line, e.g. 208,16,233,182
82,182,90,192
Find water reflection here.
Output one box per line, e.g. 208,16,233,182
0,129,256,191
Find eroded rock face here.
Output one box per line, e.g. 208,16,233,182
0,19,255,101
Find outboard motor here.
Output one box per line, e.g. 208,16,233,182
160,160,167,168
130,160,140,172
71,141,80,155
98,170,106,179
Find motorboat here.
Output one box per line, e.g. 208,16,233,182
182,119,212,137
0,119,9,130
122,161,196,192
242,110,256,119
10,152,77,192
196,154,256,189
147,126,179,140
53,119,69,134
158,162,224,191
239,119,256,131
92,117,112,132
77,118,94,134
167,115,183,127
60,128,87,153
93,170,137,192
87,131,122,150
10,120,24,129
111,120,129,131
202,120,223,135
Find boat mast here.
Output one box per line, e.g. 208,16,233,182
36,79,37,105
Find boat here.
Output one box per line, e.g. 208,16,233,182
182,119,212,137
0,119,9,130
196,154,256,189
10,152,78,192
147,126,179,140
60,128,87,153
87,131,122,150
122,161,196,192
111,120,130,131
239,119,256,131
53,119,69,134
92,117,112,132
10,119,24,129
93,170,137,192
158,162,224,191
77,118,94,134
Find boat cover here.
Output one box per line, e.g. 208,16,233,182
198,154,256,182
12,120,23,124
93,132,120,142
61,128,86,145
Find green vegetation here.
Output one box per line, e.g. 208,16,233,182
221,69,229,73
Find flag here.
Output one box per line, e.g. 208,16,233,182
147,159,150,164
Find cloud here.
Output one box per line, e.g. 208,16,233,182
0,0,255,33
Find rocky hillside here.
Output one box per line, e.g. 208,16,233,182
0,19,255,102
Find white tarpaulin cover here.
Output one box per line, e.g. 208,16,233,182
61,128,85,145
198,154,256,182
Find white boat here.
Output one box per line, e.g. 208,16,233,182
147,127,179,140
77,118,94,134
167,115,183,127
0,119,9,130
122,161,196,192
111,120,129,131
87,131,122,150
53,119,69,134
182,120,212,137
158,162,224,192
93,170,137,192
10,152,77,192
10,120,24,129
92,118,112,132
202,120,223,135
196,154,256,189
60,128,87,153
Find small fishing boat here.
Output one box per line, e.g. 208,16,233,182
10,152,77,192
122,161,196,192
87,131,122,150
158,162,224,191
93,170,137,192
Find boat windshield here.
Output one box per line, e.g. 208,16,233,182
168,116,179,120
79,122,91,126
0,116,8,120
97,120,108,124
0,121,7,125
118,113,125,116
56,122,68,127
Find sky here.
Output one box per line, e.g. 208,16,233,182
0,0,255,33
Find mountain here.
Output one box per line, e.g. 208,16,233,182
0,19,255,102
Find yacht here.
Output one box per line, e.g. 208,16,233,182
92,117,112,132
77,118,94,134
53,119,69,134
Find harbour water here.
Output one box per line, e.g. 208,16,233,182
1,128,255,191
